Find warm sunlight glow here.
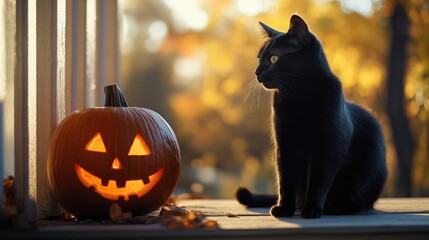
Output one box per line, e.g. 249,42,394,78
28,0,37,203
85,132,107,153
174,55,204,83
145,20,169,52
128,134,152,156
111,158,123,170
162,0,208,32
148,20,168,40
234,0,273,16
340,0,375,17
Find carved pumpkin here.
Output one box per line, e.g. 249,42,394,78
48,84,180,219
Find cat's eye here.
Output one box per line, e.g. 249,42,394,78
270,55,279,64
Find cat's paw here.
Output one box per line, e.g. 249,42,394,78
301,206,323,219
270,205,295,217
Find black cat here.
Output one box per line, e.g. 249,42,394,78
236,15,387,219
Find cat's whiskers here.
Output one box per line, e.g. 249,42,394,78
243,77,272,110
243,78,260,110
257,81,263,109
243,78,258,102
253,80,266,110
264,85,271,110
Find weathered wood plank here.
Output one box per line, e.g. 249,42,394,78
374,198,429,213
176,198,429,231
3,199,429,240
177,198,429,216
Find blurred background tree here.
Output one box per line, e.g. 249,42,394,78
118,0,429,198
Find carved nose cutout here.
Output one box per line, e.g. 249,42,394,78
111,158,123,170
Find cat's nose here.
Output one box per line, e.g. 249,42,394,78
255,68,262,76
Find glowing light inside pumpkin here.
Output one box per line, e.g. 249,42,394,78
128,134,152,156
75,163,164,201
111,158,123,170
86,132,107,153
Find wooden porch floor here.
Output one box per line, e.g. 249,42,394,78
2,198,429,239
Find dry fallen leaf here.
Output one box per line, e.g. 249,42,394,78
161,210,218,229
2,176,18,218
109,203,122,220
64,212,76,220
225,212,238,217
109,203,132,223
160,203,189,218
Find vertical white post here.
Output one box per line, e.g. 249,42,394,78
86,0,98,107
27,0,38,221
0,0,5,202
71,0,87,111
87,0,120,107
56,0,67,122
0,0,17,206
99,0,120,104
12,0,120,223
14,0,75,222
14,0,32,225
64,0,74,115
34,0,58,218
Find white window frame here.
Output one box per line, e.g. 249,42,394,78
1,0,120,224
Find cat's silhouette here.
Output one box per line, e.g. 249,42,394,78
236,15,387,219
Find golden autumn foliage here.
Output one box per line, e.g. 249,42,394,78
119,0,429,197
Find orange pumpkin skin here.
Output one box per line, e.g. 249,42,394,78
47,85,180,219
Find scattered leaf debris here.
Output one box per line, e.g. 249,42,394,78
40,195,219,229
225,212,238,218
0,176,19,227
109,203,132,223
160,203,190,218
64,212,76,220
2,176,18,218
161,211,218,229
105,202,217,228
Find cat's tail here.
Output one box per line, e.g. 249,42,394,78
235,187,277,207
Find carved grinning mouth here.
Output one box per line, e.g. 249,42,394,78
74,163,164,201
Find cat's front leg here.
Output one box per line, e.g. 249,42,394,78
301,154,339,219
270,149,299,217
270,193,295,217
301,204,323,219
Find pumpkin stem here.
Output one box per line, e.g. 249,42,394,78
104,84,129,107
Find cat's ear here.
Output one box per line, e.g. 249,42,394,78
288,15,310,45
259,21,277,38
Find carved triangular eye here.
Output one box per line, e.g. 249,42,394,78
128,134,151,156
85,132,107,153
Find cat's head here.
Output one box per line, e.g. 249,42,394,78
256,15,322,91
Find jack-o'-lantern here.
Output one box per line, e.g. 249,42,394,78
48,84,180,219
